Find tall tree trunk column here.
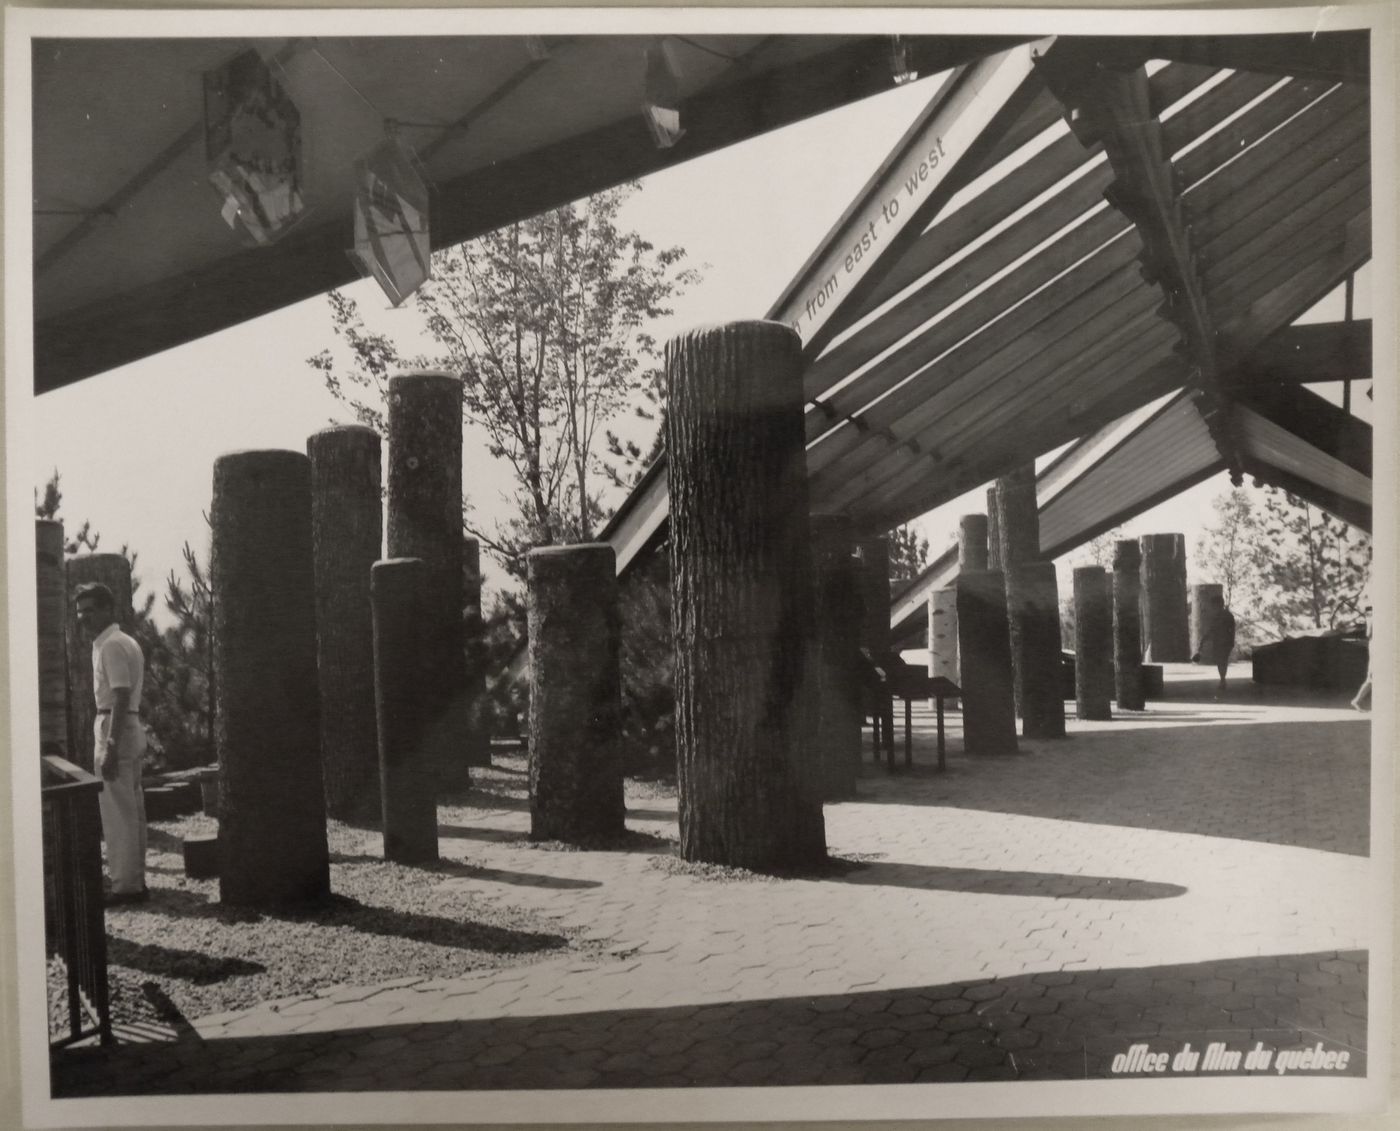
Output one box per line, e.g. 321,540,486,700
371,558,438,864
37,520,68,757
928,587,959,709
959,514,989,572
811,515,862,799
212,450,329,907
1074,566,1113,721
1008,562,1064,738
1113,539,1145,710
857,535,895,765
985,487,1002,572
994,463,1041,718
463,538,492,767
307,425,382,822
528,545,625,843
668,321,825,871
956,570,1018,755
65,553,133,772
1190,583,1224,661
387,372,468,791
1139,533,1190,662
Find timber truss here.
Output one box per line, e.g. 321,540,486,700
602,30,1373,641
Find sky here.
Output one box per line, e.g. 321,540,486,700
24,66,1373,627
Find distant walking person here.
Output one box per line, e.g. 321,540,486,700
1192,590,1236,693
1352,592,1373,711
75,582,148,905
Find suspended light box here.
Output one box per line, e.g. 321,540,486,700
642,42,684,149
204,49,306,246
348,137,431,306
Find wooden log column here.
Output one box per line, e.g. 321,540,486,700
994,463,1041,716
528,545,625,844
959,514,989,573
387,372,468,790
371,558,438,864
811,515,862,800
1074,565,1114,721
956,570,1018,755
462,537,491,767
856,535,895,764
928,587,959,708
37,520,68,756
212,450,329,908
1139,533,1190,662
1007,561,1064,738
1113,539,1145,710
307,425,382,822
986,487,1003,572
65,553,133,772
1190,583,1224,661
667,320,825,871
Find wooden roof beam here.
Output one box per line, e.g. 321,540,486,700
1227,320,1372,390
1037,42,1245,484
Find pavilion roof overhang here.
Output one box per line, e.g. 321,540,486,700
32,32,1028,392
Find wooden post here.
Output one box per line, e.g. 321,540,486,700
37,520,68,757
1074,566,1113,721
1139,533,1190,663
212,450,330,907
1113,539,1145,710
1190,583,1224,661
527,545,625,844
956,570,1018,755
462,537,491,767
856,535,895,766
994,463,1041,716
387,372,468,790
372,558,438,864
65,553,133,773
1007,561,1065,738
307,424,382,822
958,514,989,573
985,487,1002,572
668,320,825,870
811,515,862,799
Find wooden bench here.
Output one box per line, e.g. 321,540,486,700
859,649,961,772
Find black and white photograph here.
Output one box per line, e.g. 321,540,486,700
4,4,1396,1126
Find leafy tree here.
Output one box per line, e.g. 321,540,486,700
888,524,930,582
309,183,699,576
1257,487,1369,636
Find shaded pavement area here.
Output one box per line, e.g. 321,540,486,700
53,666,1373,1094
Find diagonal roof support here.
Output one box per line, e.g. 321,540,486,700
1037,42,1245,485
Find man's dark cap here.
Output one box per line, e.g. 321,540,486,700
74,581,115,609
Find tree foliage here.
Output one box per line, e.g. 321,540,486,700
309,183,699,578
887,524,930,582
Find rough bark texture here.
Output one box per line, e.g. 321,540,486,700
1113,539,1146,710
307,425,382,822
955,570,1018,755
527,545,625,844
958,515,989,573
1007,561,1064,739
668,321,825,871
985,487,1002,573
1190,583,1224,660
856,535,895,762
810,515,862,800
212,450,329,908
64,553,133,772
994,463,1041,716
462,538,491,767
1139,533,1190,663
1074,566,1114,721
37,520,68,757
927,587,959,708
371,558,438,865
387,372,469,790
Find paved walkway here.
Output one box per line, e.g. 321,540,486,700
53,668,1373,1094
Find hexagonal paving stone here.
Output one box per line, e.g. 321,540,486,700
929,997,974,1016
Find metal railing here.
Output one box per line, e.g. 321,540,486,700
42,755,111,1048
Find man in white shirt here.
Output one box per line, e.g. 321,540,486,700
74,582,148,905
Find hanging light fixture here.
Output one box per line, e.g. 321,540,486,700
642,40,685,149
891,35,919,86
347,136,431,306
204,48,306,245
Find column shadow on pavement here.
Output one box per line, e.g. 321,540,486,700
826,860,1186,900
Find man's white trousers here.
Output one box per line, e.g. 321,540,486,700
94,715,147,894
